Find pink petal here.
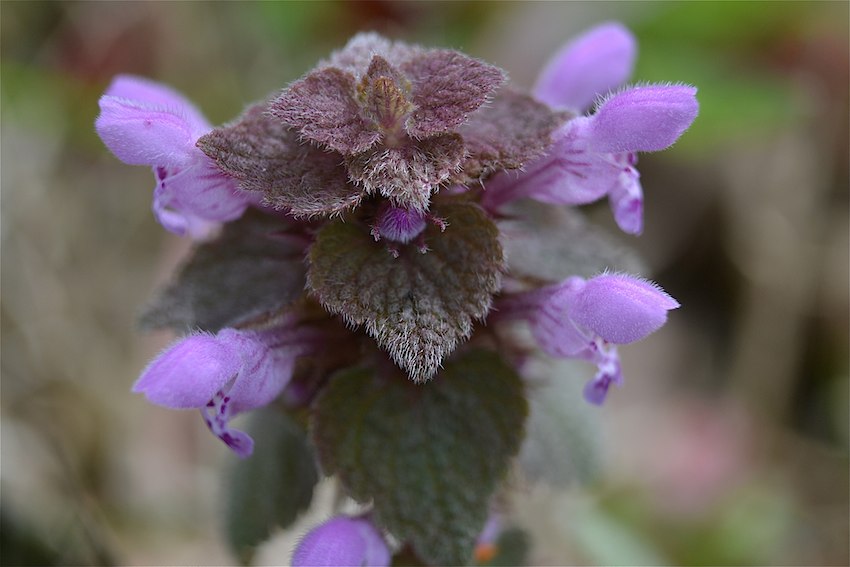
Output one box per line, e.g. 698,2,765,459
534,22,636,112
530,282,594,358
482,121,619,210
160,158,249,221
570,273,679,344
582,84,699,153
104,74,211,136
608,165,644,235
96,96,196,168
293,516,390,567
133,333,240,408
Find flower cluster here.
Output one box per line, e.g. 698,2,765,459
97,22,697,566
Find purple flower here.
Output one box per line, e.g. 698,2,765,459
534,21,636,113
483,22,698,235
371,203,428,244
292,515,391,567
133,321,322,457
95,75,254,238
497,273,679,404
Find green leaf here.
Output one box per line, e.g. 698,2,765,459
475,528,531,567
498,200,645,285
519,358,601,487
225,407,319,565
139,209,306,333
311,350,528,566
307,202,504,381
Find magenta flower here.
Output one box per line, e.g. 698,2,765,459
95,75,254,238
497,273,680,404
371,203,428,244
483,22,698,236
133,321,322,457
292,515,391,567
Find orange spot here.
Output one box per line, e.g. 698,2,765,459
474,543,498,563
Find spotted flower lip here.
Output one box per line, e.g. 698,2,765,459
95,75,254,238
292,515,391,567
133,321,324,457
495,273,679,404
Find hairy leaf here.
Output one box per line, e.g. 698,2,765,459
312,350,528,566
271,68,381,154
323,32,420,78
307,202,504,381
498,199,645,285
346,134,465,212
358,55,414,133
226,408,318,565
198,103,364,218
404,50,506,139
139,210,306,332
458,89,569,182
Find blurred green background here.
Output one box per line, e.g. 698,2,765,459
1,2,847,565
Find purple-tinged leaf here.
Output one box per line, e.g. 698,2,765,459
306,203,503,381
346,134,465,212
322,32,420,78
403,50,506,139
457,89,570,182
139,210,307,333
358,55,414,133
198,103,364,218
271,68,381,154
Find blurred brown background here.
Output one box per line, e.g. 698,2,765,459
2,2,847,565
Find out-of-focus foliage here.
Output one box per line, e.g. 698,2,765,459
1,2,847,566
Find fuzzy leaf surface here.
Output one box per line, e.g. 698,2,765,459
312,350,528,566
498,200,645,285
139,210,306,332
323,32,420,78
359,55,414,132
226,408,318,565
346,134,465,212
270,68,381,154
307,202,503,381
403,50,506,139
197,103,363,218
458,89,569,182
